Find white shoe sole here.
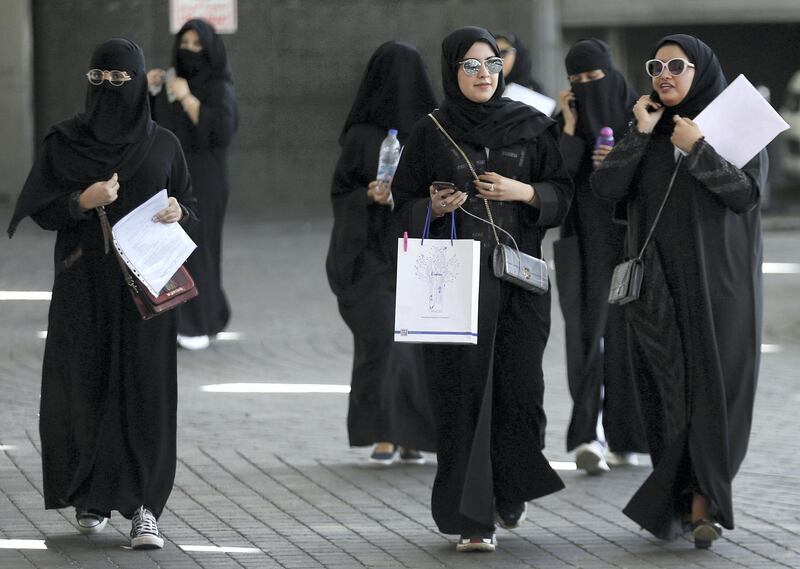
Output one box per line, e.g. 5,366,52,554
368,455,397,466
606,452,640,467
131,534,164,549
575,445,610,475
77,517,107,535
177,335,210,350
456,536,497,552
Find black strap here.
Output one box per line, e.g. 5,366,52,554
634,155,683,261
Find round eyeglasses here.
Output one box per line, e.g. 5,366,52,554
645,58,695,78
86,69,132,86
457,57,504,77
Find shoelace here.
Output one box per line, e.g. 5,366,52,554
132,506,159,535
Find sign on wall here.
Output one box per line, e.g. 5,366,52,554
170,0,238,34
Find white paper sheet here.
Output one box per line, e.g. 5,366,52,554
111,190,196,296
503,82,557,116
683,74,789,168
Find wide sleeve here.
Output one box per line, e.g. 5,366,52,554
391,120,438,237
559,132,586,180
165,135,198,230
325,129,373,296
193,82,238,149
590,127,650,201
685,138,764,213
523,128,574,229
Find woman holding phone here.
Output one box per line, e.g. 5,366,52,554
392,27,572,553
591,34,766,549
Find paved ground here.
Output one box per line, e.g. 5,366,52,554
1,207,798,568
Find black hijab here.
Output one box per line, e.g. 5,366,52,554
650,34,727,134
493,31,542,92
438,26,554,149
8,38,157,237
173,19,233,100
565,38,637,143
339,41,436,145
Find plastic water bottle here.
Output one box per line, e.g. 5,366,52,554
376,129,401,191
595,126,615,148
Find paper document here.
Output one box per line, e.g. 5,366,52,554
111,190,196,296
683,74,789,168
503,82,557,116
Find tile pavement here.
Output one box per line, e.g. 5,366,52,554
0,210,798,568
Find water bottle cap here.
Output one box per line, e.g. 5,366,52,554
388,128,398,136
599,126,613,137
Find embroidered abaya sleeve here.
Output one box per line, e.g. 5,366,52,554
685,139,764,213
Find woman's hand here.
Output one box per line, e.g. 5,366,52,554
167,76,190,102
153,196,183,224
78,173,119,209
475,172,535,203
559,90,577,135
632,95,664,134
429,185,467,217
147,69,165,89
592,144,614,168
367,180,393,206
670,115,703,153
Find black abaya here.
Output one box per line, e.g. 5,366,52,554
592,112,765,538
151,19,238,337
327,124,436,451
555,39,647,453
325,41,438,451
8,39,197,519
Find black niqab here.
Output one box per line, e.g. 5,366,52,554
174,19,233,100
565,39,637,142
651,34,727,133
438,26,554,149
8,38,156,237
339,41,436,145
494,31,539,91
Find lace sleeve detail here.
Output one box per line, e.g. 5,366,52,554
685,139,760,213
590,126,650,201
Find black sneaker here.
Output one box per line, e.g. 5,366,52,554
130,505,164,549
399,448,426,465
368,444,398,465
692,519,723,549
495,500,527,529
456,532,496,552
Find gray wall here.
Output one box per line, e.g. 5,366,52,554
0,0,33,206
31,0,547,218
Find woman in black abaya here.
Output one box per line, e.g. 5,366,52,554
591,34,765,548
392,27,571,553
8,39,197,550
326,41,437,463
148,18,238,350
493,31,546,94
554,39,647,474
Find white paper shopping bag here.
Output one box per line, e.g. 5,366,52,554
394,224,480,344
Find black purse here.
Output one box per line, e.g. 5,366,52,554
608,156,683,305
428,113,548,294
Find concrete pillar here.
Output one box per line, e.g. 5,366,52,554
530,0,562,97
0,0,33,205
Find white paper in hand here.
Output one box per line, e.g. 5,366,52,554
503,82,557,116
685,74,789,168
111,190,196,296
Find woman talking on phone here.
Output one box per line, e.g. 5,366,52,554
591,34,766,549
392,27,572,553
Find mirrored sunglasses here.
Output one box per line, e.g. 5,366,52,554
458,57,504,77
86,69,132,86
645,58,695,78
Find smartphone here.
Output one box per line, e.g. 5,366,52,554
432,181,456,192
568,97,577,112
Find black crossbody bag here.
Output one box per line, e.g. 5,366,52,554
608,156,683,305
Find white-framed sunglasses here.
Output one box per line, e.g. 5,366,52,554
645,58,695,78
457,56,504,77
86,69,132,86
